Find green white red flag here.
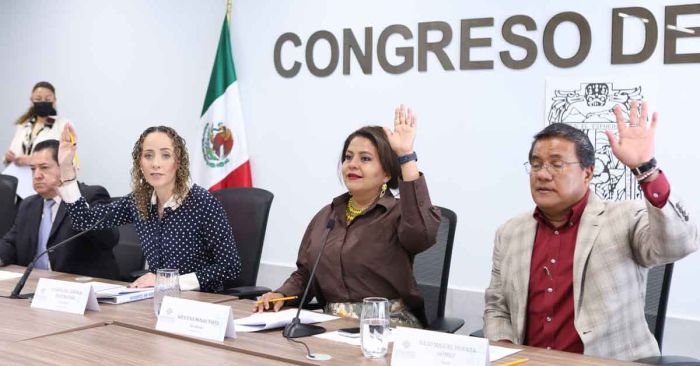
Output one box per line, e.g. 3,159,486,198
194,16,252,190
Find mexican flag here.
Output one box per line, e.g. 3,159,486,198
194,16,252,191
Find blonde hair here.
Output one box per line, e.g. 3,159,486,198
130,126,191,220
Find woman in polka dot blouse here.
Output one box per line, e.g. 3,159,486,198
55,124,241,293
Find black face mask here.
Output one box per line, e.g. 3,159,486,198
33,102,56,117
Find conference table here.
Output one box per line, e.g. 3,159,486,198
0,265,642,365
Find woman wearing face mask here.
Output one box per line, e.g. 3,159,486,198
254,105,441,328
4,81,68,166
55,124,242,293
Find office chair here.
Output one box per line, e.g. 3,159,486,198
413,206,465,333
112,222,146,282
645,263,674,352
637,263,700,365
107,197,146,281
0,174,19,238
214,187,274,299
302,205,467,329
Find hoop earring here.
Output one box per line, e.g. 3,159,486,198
379,183,387,198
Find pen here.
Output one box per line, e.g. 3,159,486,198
69,132,81,169
255,295,298,304
500,358,529,366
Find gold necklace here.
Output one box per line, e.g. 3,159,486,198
346,197,367,223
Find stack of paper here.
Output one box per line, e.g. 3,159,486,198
234,309,338,332
314,330,523,362
0,270,23,281
2,163,33,198
87,281,154,304
489,346,522,361
316,330,366,346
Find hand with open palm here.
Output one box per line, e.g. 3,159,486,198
605,100,657,169
384,104,419,182
58,123,78,181
384,104,416,157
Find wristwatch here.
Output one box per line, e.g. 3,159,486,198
630,157,657,177
398,152,417,165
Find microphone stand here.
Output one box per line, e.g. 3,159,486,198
283,219,335,338
4,211,112,299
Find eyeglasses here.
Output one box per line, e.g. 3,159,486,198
524,161,581,175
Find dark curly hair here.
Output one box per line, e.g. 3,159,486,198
131,126,191,220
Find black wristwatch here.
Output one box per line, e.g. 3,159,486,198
398,152,418,165
630,157,657,176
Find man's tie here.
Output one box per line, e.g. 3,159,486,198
35,199,55,270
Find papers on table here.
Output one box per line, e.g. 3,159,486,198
0,270,23,281
234,309,338,332
314,328,521,362
315,330,362,346
2,163,33,198
88,281,121,292
315,329,398,346
87,281,154,304
489,345,522,361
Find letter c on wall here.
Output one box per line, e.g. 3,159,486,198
274,32,302,78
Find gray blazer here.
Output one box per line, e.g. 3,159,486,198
484,192,698,361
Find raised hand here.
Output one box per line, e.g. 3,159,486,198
605,100,657,168
384,104,416,156
59,123,78,180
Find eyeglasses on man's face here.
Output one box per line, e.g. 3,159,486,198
524,160,581,175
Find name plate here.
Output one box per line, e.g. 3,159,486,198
156,296,236,342
31,278,100,315
391,327,489,366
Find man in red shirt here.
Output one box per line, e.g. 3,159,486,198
483,101,698,361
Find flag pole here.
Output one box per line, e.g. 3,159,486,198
226,0,232,22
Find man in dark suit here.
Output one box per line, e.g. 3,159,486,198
0,140,119,279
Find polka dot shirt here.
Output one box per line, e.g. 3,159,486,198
64,184,241,293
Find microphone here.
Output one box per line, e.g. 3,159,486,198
283,218,335,338
6,210,114,299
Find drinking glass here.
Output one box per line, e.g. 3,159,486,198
360,297,390,358
154,268,180,316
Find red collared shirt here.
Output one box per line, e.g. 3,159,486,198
525,172,670,353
